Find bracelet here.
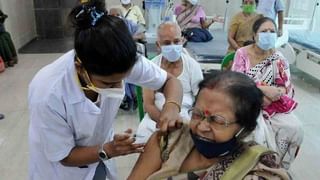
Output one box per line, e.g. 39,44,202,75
164,101,181,112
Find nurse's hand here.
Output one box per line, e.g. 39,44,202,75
157,102,183,133
104,129,145,158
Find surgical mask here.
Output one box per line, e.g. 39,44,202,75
161,44,183,62
242,4,256,14
257,32,277,51
121,0,131,5
77,59,125,100
190,128,244,158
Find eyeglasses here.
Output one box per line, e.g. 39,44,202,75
188,108,237,131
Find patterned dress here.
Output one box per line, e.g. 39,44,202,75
232,47,304,169
147,125,289,180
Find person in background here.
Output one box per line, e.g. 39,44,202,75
28,1,182,180
257,0,285,36
119,0,146,26
175,0,216,30
232,17,303,169
0,10,18,67
136,22,203,143
227,0,262,53
128,71,289,180
109,7,146,42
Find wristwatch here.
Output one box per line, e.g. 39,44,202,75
98,144,109,161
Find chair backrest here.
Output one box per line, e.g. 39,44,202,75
221,52,235,70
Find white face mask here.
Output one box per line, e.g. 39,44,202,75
257,32,277,51
95,86,125,99
161,44,183,62
121,0,131,5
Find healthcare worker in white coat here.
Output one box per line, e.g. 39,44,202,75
28,1,183,180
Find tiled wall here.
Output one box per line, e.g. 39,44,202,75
0,0,37,49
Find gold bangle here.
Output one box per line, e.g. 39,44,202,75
165,101,181,112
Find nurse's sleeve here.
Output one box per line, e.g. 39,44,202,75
126,55,167,90
35,96,75,162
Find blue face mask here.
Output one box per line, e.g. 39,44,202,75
190,130,242,158
161,44,183,62
257,32,277,51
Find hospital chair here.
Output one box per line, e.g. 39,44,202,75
136,42,147,121
221,52,235,70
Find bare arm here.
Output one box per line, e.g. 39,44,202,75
257,85,286,105
200,17,214,29
128,132,162,180
228,30,240,50
158,73,183,132
143,88,161,123
277,11,284,36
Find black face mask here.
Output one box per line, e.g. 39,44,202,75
190,131,239,158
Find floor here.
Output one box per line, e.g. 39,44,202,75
18,38,74,54
0,53,319,179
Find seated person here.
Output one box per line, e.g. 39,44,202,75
109,7,145,42
227,0,262,53
175,0,221,42
119,0,146,26
136,22,203,143
128,71,289,180
175,0,217,30
232,17,303,169
0,10,18,67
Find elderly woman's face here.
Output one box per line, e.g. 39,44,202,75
257,21,276,34
189,88,241,143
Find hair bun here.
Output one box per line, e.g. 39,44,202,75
69,0,106,30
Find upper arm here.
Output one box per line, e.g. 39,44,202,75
231,49,246,73
174,5,183,16
128,132,162,180
228,15,239,39
143,88,156,110
126,56,167,90
275,0,285,12
193,6,206,23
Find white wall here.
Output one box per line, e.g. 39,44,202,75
0,0,36,49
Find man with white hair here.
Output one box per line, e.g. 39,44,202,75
136,22,203,143
119,0,146,25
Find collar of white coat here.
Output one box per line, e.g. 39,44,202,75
64,50,88,104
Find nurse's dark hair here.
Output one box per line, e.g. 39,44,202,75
196,71,263,135
252,17,277,34
69,0,137,75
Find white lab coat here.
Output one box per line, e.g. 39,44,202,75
28,50,167,180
